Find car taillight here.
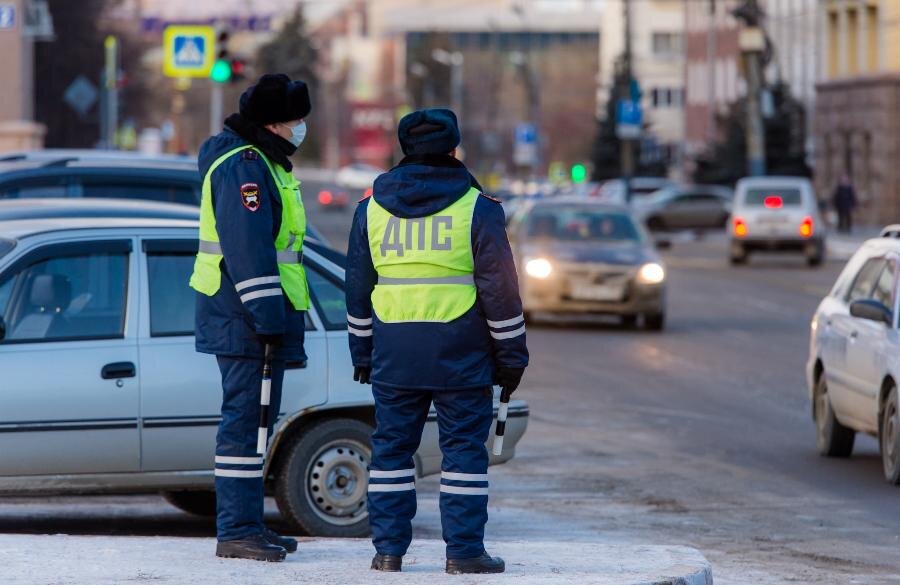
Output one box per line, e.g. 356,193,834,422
318,190,333,205
800,216,813,237
763,195,783,209
733,216,747,237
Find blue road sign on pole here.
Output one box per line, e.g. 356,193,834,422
616,100,643,140
162,25,215,78
514,122,539,167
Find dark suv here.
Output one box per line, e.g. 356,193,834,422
0,150,201,205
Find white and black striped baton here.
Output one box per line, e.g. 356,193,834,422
256,343,274,456
492,386,512,456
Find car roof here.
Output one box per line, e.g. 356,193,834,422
736,176,811,186
0,149,196,166
0,217,200,240
0,198,199,222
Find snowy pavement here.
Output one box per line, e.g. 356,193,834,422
1,535,712,585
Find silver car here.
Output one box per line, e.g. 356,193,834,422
0,215,529,537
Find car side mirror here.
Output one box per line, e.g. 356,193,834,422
655,239,672,250
849,299,893,325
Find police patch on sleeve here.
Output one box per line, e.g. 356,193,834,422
240,183,261,212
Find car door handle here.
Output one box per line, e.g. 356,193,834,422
849,331,858,339
285,359,307,370
102,362,136,379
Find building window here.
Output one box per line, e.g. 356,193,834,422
650,87,684,109
651,32,682,57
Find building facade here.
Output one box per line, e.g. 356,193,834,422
816,0,900,223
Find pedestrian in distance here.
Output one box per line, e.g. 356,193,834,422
832,172,857,234
189,73,312,562
345,108,529,574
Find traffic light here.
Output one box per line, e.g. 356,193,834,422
211,30,232,83
571,163,587,184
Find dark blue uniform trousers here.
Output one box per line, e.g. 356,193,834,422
214,356,285,542
368,384,494,560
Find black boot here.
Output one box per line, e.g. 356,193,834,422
371,553,402,572
263,527,298,553
446,553,505,574
215,534,286,562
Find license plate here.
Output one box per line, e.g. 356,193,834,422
570,283,624,301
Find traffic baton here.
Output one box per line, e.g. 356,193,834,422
491,386,512,456
256,343,274,456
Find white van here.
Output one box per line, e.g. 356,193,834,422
729,176,825,266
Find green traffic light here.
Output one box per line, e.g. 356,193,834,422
571,163,587,184
210,59,232,83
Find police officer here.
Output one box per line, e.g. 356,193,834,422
345,108,528,574
190,74,311,562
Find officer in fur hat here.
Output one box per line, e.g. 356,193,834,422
190,74,312,561
345,108,529,574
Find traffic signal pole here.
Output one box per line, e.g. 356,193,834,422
210,82,223,135
621,0,634,203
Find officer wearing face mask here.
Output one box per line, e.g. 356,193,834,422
190,74,311,562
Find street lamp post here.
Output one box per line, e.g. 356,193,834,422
431,48,464,120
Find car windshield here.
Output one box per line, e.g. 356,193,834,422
744,187,802,206
0,237,13,260
527,206,642,243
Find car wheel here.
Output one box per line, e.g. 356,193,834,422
881,386,900,484
643,312,665,331
163,490,217,517
813,375,855,457
621,314,638,328
807,245,825,268
645,216,665,231
729,243,748,265
274,418,373,537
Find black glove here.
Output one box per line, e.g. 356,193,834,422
256,333,283,348
495,367,525,394
354,366,371,384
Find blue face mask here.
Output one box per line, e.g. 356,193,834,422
284,121,307,147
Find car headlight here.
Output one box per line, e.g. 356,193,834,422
525,257,553,279
637,262,665,284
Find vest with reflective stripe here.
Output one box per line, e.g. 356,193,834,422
189,145,310,311
366,187,479,323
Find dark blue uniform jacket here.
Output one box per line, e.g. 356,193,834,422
194,128,306,361
345,156,528,390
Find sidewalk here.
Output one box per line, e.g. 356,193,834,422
827,226,883,261
1,535,713,585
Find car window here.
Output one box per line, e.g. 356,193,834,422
743,188,802,207
306,266,346,330
147,253,195,336
527,206,643,243
78,179,199,205
0,238,14,260
846,258,886,303
0,250,128,343
0,177,69,199
872,261,896,309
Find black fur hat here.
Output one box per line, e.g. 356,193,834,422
239,73,311,126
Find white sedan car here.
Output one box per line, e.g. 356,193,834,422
0,212,529,536
335,163,384,191
807,226,900,482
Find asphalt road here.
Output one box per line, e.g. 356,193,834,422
1,188,898,583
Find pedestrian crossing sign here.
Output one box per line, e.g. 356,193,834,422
163,25,216,78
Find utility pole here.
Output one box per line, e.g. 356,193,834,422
620,0,635,203
102,35,119,149
734,0,767,176
706,0,717,143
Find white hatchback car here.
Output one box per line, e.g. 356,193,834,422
0,214,529,536
807,227,900,482
730,176,825,266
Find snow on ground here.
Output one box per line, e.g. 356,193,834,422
1,535,712,585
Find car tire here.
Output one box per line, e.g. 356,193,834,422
729,244,748,265
163,490,217,517
646,216,665,231
621,314,638,328
813,375,855,457
807,244,825,268
643,312,665,331
880,386,900,484
274,418,373,537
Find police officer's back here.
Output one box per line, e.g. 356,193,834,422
191,74,312,561
345,108,528,574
